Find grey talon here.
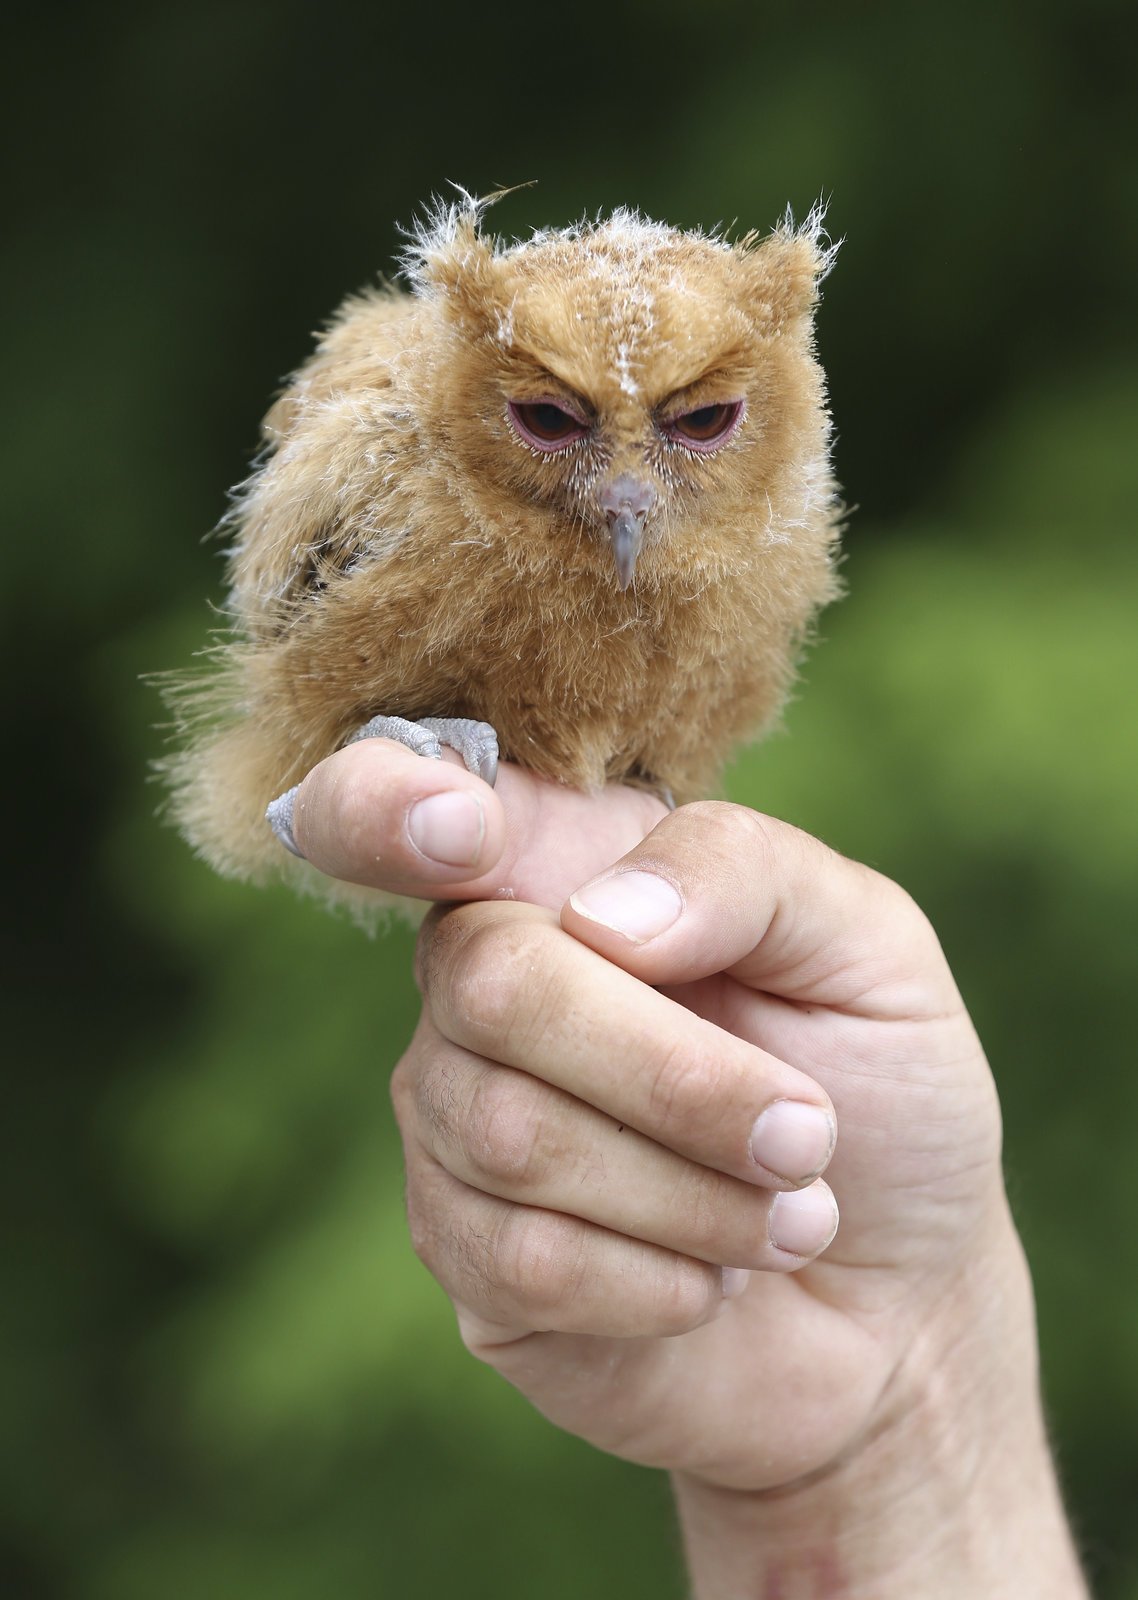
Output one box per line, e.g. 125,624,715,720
418,718,500,787
269,715,501,859
266,784,305,857
347,714,444,760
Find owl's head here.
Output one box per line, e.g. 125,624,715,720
404,194,838,590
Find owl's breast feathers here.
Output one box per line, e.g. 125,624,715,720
258,485,837,809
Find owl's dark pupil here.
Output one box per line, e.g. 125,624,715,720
527,403,575,437
684,405,728,437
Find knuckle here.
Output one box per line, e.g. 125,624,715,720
678,800,779,865
650,1257,718,1335
499,1211,589,1320
414,902,479,997
646,1037,729,1136
653,802,783,905
461,1071,551,1193
445,922,530,1038
437,916,567,1055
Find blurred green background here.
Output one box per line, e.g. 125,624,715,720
4,1,1136,1594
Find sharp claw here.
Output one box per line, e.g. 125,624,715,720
418,718,499,786
266,784,305,857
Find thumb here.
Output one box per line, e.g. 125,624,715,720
561,802,956,1020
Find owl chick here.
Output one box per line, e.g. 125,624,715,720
162,193,842,912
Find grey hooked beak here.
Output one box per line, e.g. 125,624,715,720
600,474,656,591
609,507,645,591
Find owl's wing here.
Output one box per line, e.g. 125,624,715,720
225,287,420,636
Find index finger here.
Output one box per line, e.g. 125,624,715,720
417,898,836,1191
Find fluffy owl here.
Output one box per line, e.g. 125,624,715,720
162,193,842,912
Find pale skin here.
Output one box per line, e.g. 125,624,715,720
286,739,1088,1599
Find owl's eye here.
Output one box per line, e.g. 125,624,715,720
507,400,588,452
664,400,745,452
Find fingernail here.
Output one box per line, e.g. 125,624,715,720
408,792,485,868
769,1184,839,1258
721,1267,751,1299
749,1100,835,1183
568,871,683,943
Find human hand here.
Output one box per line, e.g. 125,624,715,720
285,747,1085,1595
396,803,1012,1487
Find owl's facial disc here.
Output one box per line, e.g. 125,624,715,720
600,473,656,591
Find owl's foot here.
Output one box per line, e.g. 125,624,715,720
348,715,499,788
266,715,500,858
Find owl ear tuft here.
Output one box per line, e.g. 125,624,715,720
744,201,841,330
399,188,503,313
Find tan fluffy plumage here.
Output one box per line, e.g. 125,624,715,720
161,194,843,912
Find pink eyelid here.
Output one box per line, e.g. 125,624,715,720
662,398,746,453
506,397,590,452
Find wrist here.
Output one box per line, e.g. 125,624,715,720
673,1208,1086,1599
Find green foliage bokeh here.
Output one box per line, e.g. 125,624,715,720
4,2,1136,1595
